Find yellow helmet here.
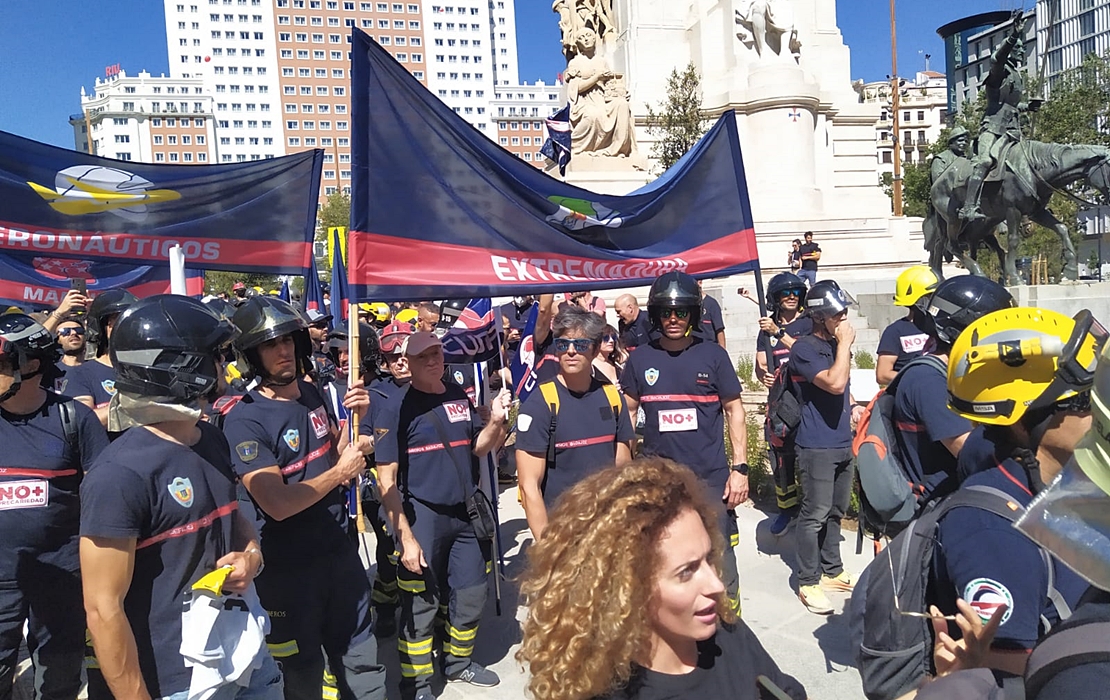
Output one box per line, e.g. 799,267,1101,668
395,308,418,324
947,307,1108,425
893,265,940,307
369,302,391,322
224,360,244,385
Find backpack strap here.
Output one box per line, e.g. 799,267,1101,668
539,381,560,470
58,398,79,465
1024,619,1110,698
601,383,622,423
886,354,948,393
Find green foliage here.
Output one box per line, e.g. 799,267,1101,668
900,162,932,218
316,191,351,246
723,417,773,504
735,354,761,392
854,350,875,370
645,63,708,172
203,271,283,297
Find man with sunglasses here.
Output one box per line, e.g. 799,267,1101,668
621,271,749,617
52,320,86,395
932,307,1103,675
515,306,635,539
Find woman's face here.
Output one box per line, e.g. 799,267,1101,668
649,509,724,650
599,331,616,354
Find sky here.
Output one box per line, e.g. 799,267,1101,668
0,0,1031,149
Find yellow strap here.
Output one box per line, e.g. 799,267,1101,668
601,383,622,419
538,380,560,414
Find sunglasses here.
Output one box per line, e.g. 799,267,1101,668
553,337,595,354
57,328,85,337
601,334,617,343
659,308,691,320
777,290,803,298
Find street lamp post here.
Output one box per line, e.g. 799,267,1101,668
890,0,903,217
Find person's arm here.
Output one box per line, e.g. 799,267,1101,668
809,325,855,395
81,536,150,700
722,395,749,508
43,290,90,333
516,449,549,538
940,432,970,458
474,389,511,457
875,354,898,385
755,347,773,387
715,329,726,348
533,294,556,346
217,510,263,594
239,441,366,522
377,459,426,573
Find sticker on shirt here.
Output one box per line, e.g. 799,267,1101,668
644,368,659,386
283,429,301,451
236,441,259,463
964,578,1014,625
444,400,471,424
55,378,68,393
899,333,930,354
375,427,389,439
659,408,698,432
453,370,466,386
167,477,194,508
517,413,533,433
0,480,48,511
696,372,710,386
309,406,330,439
101,379,117,396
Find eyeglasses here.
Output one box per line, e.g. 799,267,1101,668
57,328,85,337
778,290,803,298
659,308,691,320
601,334,616,343
553,337,595,354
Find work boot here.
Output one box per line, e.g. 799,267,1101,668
798,584,834,615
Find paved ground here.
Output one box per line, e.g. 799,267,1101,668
15,486,871,700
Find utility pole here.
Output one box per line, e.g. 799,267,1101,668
890,0,903,217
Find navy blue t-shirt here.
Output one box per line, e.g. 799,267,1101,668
500,302,531,331
62,359,117,408
877,318,930,373
374,383,483,506
0,393,107,575
789,334,852,449
891,360,970,504
363,376,409,450
618,309,656,351
693,295,725,344
621,339,743,491
935,464,1088,650
956,426,1000,483
755,315,813,374
514,378,635,507
445,363,478,406
223,380,348,562
53,361,81,395
80,422,240,698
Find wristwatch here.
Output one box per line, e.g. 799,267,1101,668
774,328,786,339
730,463,750,476
245,546,265,578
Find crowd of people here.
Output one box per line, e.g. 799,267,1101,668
2,265,1109,700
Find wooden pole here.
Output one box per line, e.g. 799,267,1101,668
890,0,903,217
349,299,367,533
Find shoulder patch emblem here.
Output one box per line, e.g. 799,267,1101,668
168,477,194,508
374,427,389,439
517,413,533,433
964,578,1014,625
236,440,259,463
644,368,659,386
282,429,301,451
453,370,465,386
101,379,117,396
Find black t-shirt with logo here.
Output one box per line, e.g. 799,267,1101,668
223,380,347,563
514,378,635,507
0,393,108,575
754,316,813,374
877,318,930,373
798,242,820,271
620,340,743,491
618,310,656,351
80,422,240,699
63,360,117,408
374,383,482,507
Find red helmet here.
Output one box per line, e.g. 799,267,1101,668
232,281,246,291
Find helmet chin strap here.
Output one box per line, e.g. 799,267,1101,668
0,368,22,405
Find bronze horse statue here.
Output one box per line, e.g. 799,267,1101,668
927,140,1110,285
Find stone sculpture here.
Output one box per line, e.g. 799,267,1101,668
735,0,801,61
553,0,617,62
565,27,637,158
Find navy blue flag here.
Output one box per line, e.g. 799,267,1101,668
441,298,501,365
304,260,329,319
0,130,322,274
0,253,203,310
509,302,541,402
278,278,291,303
347,28,759,301
329,227,350,324
539,104,572,176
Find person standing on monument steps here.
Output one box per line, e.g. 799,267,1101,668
875,266,939,385
797,231,821,288
621,271,749,617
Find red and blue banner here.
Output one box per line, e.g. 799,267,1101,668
0,130,322,274
347,28,760,301
441,298,501,365
0,253,203,309
329,227,350,324
304,260,328,318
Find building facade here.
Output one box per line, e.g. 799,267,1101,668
937,10,1037,123
1038,0,1110,92
859,71,949,180
490,80,563,166
69,69,218,165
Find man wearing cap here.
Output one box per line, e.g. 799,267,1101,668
375,331,511,699
232,281,249,307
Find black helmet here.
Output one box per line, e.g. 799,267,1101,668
439,299,467,325
0,313,59,402
110,295,239,400
231,296,312,383
203,296,236,322
327,319,383,375
647,271,702,327
915,275,1015,346
805,280,855,321
767,272,807,302
86,289,137,358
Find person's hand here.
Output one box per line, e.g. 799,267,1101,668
488,388,511,425
399,535,427,574
352,434,374,456
342,380,370,415
215,552,260,593
54,289,89,319
332,442,366,483
931,599,1006,677
723,470,749,508
758,316,778,334
834,319,856,346
761,373,775,389
850,404,865,429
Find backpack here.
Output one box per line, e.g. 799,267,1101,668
1022,592,1110,699
852,355,948,537
58,398,78,463
538,379,623,470
849,485,1073,700
765,336,814,444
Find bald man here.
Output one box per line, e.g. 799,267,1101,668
614,294,654,350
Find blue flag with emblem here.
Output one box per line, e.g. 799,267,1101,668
441,298,501,365
329,226,350,324
0,130,322,274
509,302,542,403
539,104,572,176
347,28,760,301
278,278,290,302
303,259,328,321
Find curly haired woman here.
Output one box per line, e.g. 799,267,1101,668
517,457,806,700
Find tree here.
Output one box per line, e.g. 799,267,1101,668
203,270,283,297
317,191,351,244
645,63,708,171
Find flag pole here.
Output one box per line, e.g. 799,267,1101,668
348,282,367,535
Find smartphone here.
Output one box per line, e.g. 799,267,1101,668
69,278,87,296
756,675,794,700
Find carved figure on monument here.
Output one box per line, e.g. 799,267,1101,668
553,0,616,61
959,12,1040,222
565,27,638,158
735,0,801,61
930,127,970,185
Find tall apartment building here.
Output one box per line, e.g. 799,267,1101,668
490,80,563,166
423,3,497,133
68,69,217,165
1038,0,1110,91
859,70,949,179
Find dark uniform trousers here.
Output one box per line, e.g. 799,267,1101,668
257,541,386,700
769,433,800,516
396,498,490,699
368,502,399,615
716,504,742,617
0,563,83,700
